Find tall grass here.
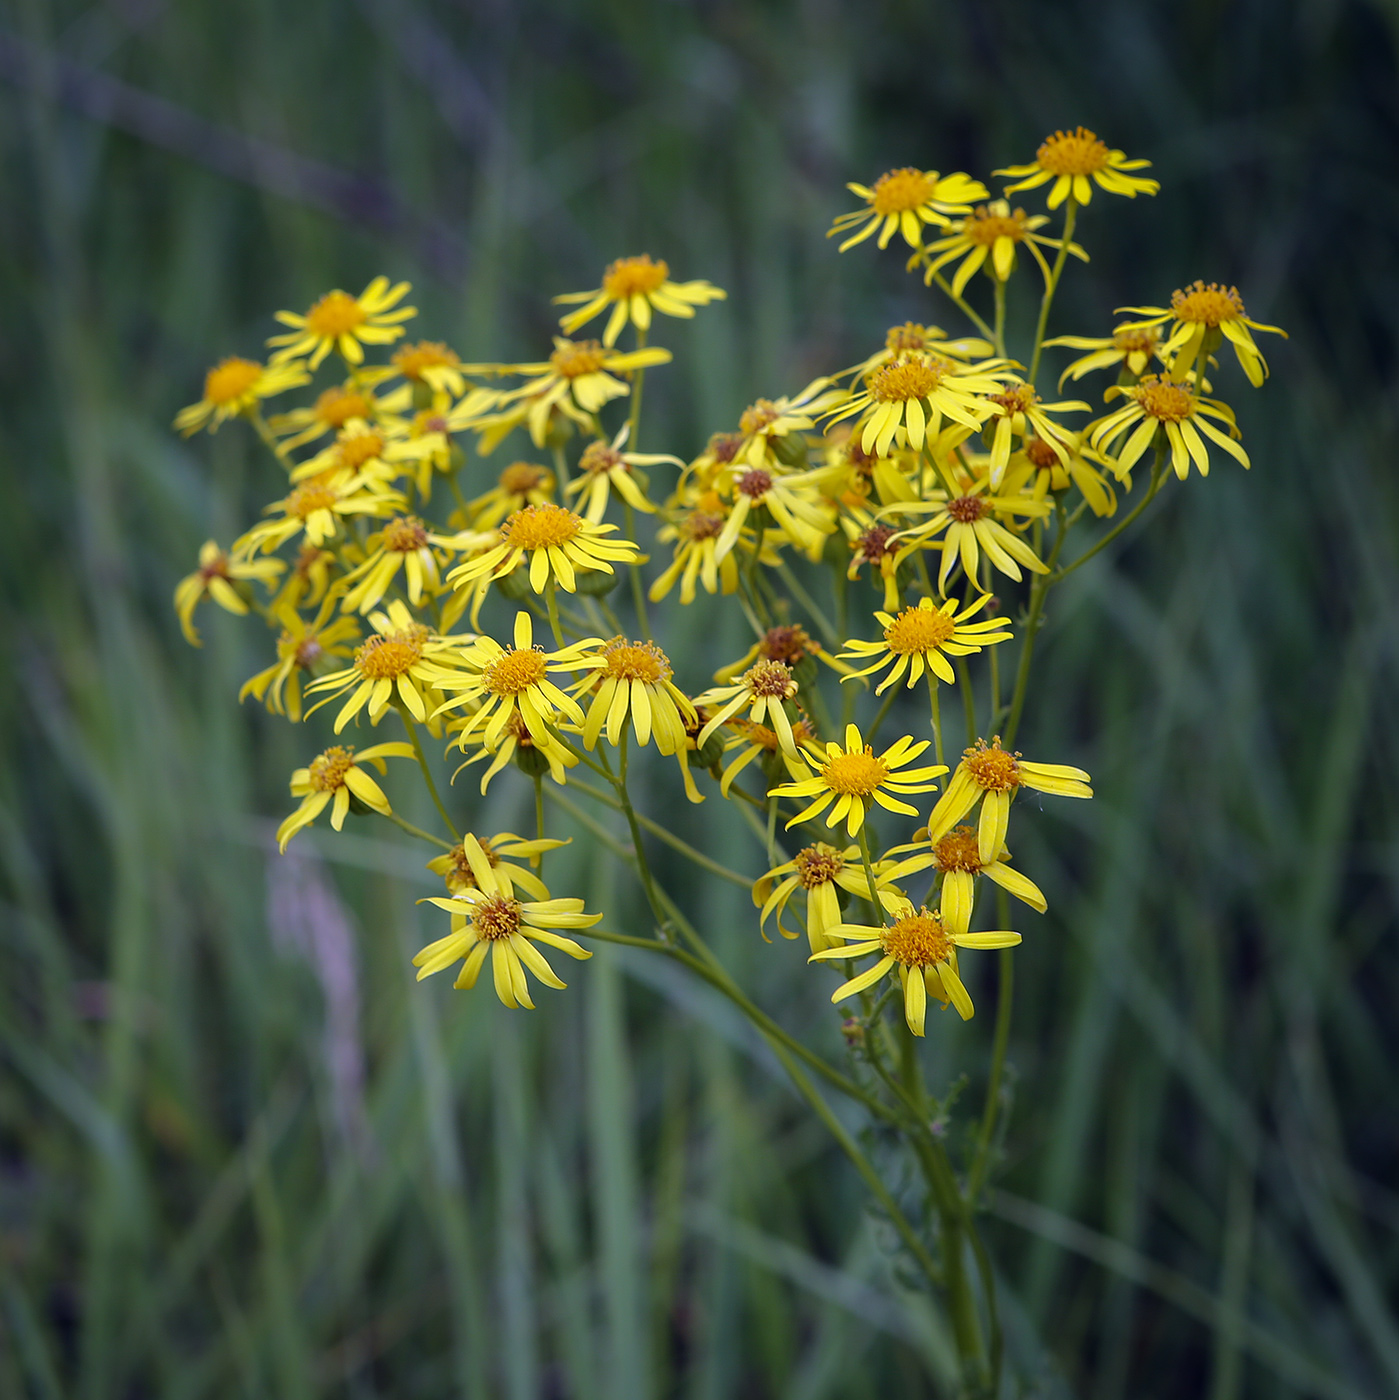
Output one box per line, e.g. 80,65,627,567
1,0,1395,1395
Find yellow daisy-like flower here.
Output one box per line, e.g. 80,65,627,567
473,338,672,452
926,736,1092,864
838,595,1012,694
1044,324,1167,389
771,723,946,837
824,351,1015,458
304,599,465,731
468,461,557,531
235,470,401,556
753,842,904,952
810,903,1021,1032
271,543,339,615
267,277,417,370
840,516,904,613
174,357,309,436
694,660,802,756
427,832,565,900
916,200,1086,295
446,502,640,601
289,421,400,488
391,340,470,398
716,715,817,797
995,127,1159,209
828,167,989,252
554,254,727,346
712,464,835,564
648,496,741,605
239,597,360,722
1116,281,1287,388
433,610,595,750
980,382,1090,488
573,637,697,756
382,393,500,501
885,824,1046,936
453,710,579,795
337,516,463,614
1002,435,1118,519
415,835,599,1007
564,430,681,523
1087,374,1248,481
270,382,398,452
713,624,855,685
173,541,285,646
276,742,416,851
732,380,849,469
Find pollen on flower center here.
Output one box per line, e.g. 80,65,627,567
1035,127,1110,176
1131,376,1196,422
822,749,889,796
287,481,339,518
737,469,773,499
708,431,745,463
337,433,386,469
870,167,938,215
1113,326,1159,356
499,462,548,494
314,387,373,427
793,843,845,888
579,441,625,476
484,647,549,696
988,385,1037,415
601,638,670,684
933,826,983,873
1170,280,1245,326
444,837,499,890
1025,438,1061,470
965,206,1027,245
382,517,430,552
308,746,356,792
886,322,935,353
947,495,988,523
759,625,814,665
744,660,797,699
393,341,460,379
504,503,584,550
881,909,951,967
204,357,263,404
355,626,427,679
963,738,1021,790
857,523,897,561
305,290,367,337
472,893,523,940
198,551,231,583
413,411,449,435
739,401,781,436
292,635,323,669
870,356,948,403
681,510,725,541
550,340,608,378
884,606,956,654
602,254,670,299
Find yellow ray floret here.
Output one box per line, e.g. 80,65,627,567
995,127,1158,209
554,254,727,346
267,277,417,370
839,595,1012,693
829,167,990,252
572,637,697,756
753,842,905,953
276,742,417,851
885,823,1046,935
915,200,1086,295
1087,375,1248,481
174,357,309,436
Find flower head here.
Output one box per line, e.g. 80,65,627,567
829,167,990,252
427,832,565,901
694,660,803,756
1088,374,1249,481
268,277,417,369
173,541,284,645
886,823,1046,934
554,254,727,345
240,596,360,721
839,595,1013,693
753,842,904,952
276,741,416,851
1044,324,1167,389
995,127,1159,209
392,340,470,397
1116,282,1287,387
573,637,697,755
174,357,309,436
564,428,681,522
916,200,1086,295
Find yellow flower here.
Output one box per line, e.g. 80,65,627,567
337,516,462,614
382,394,498,500
454,710,579,795
270,382,398,452
391,340,471,397
809,903,1021,1031
713,624,855,685
445,502,640,603
173,541,284,646
732,379,848,469
753,842,904,952
648,496,741,605
289,421,400,488
276,742,416,851
1087,374,1248,481
1044,324,1167,389
271,543,339,614
174,357,309,436
771,723,946,837
564,430,681,522
838,595,1012,693
916,200,1086,294
554,254,727,346
415,835,599,1007
979,382,1090,488
712,463,835,564
926,736,1092,864
235,470,401,556
716,716,817,796
694,660,802,756
239,596,360,721
885,824,1045,935
824,351,1015,458
1002,435,1118,519
995,127,1159,209
304,599,464,731
267,277,416,369
839,515,903,612
467,461,557,531
433,610,595,749
472,338,671,452
1116,281,1286,387
573,637,697,756
828,167,989,252
427,832,565,900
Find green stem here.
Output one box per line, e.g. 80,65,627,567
969,945,1014,1204
866,683,899,745
1051,446,1167,584
448,471,470,519
602,732,667,935
856,827,887,928
380,809,453,850
622,499,652,641
544,578,565,649
992,277,1007,360
551,442,571,492
775,562,840,649
400,713,459,841
627,327,648,452
248,407,290,468
533,775,545,871
956,658,978,747
1027,198,1078,388
928,270,996,344
927,674,944,774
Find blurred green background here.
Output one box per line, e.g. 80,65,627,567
2,0,1397,1396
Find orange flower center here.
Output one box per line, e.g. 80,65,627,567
794,843,845,888
1025,438,1061,470
442,836,499,892
291,634,324,669
739,400,781,436
987,384,1037,416
602,254,670,300
382,517,430,553
504,503,584,550
736,468,773,499
856,523,896,562
484,647,549,696
1112,326,1159,357
681,510,724,542
964,205,1027,246
198,551,231,583
881,909,951,967
287,481,340,519
412,410,450,436
759,625,813,665
304,290,367,338
933,826,983,873
601,638,670,684
708,431,745,463
550,340,608,378
869,167,938,215
337,432,386,469
744,660,797,699
203,357,263,405
1035,127,1110,176
472,893,523,940
884,605,956,655
885,322,934,353
947,495,988,523
1131,376,1196,423
1170,280,1245,327
578,441,625,477
308,746,357,792
393,341,460,379
962,738,1021,791
355,625,428,679
499,462,549,494
822,748,889,797
870,355,948,403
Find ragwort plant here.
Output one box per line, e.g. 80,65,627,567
174,126,1284,1395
